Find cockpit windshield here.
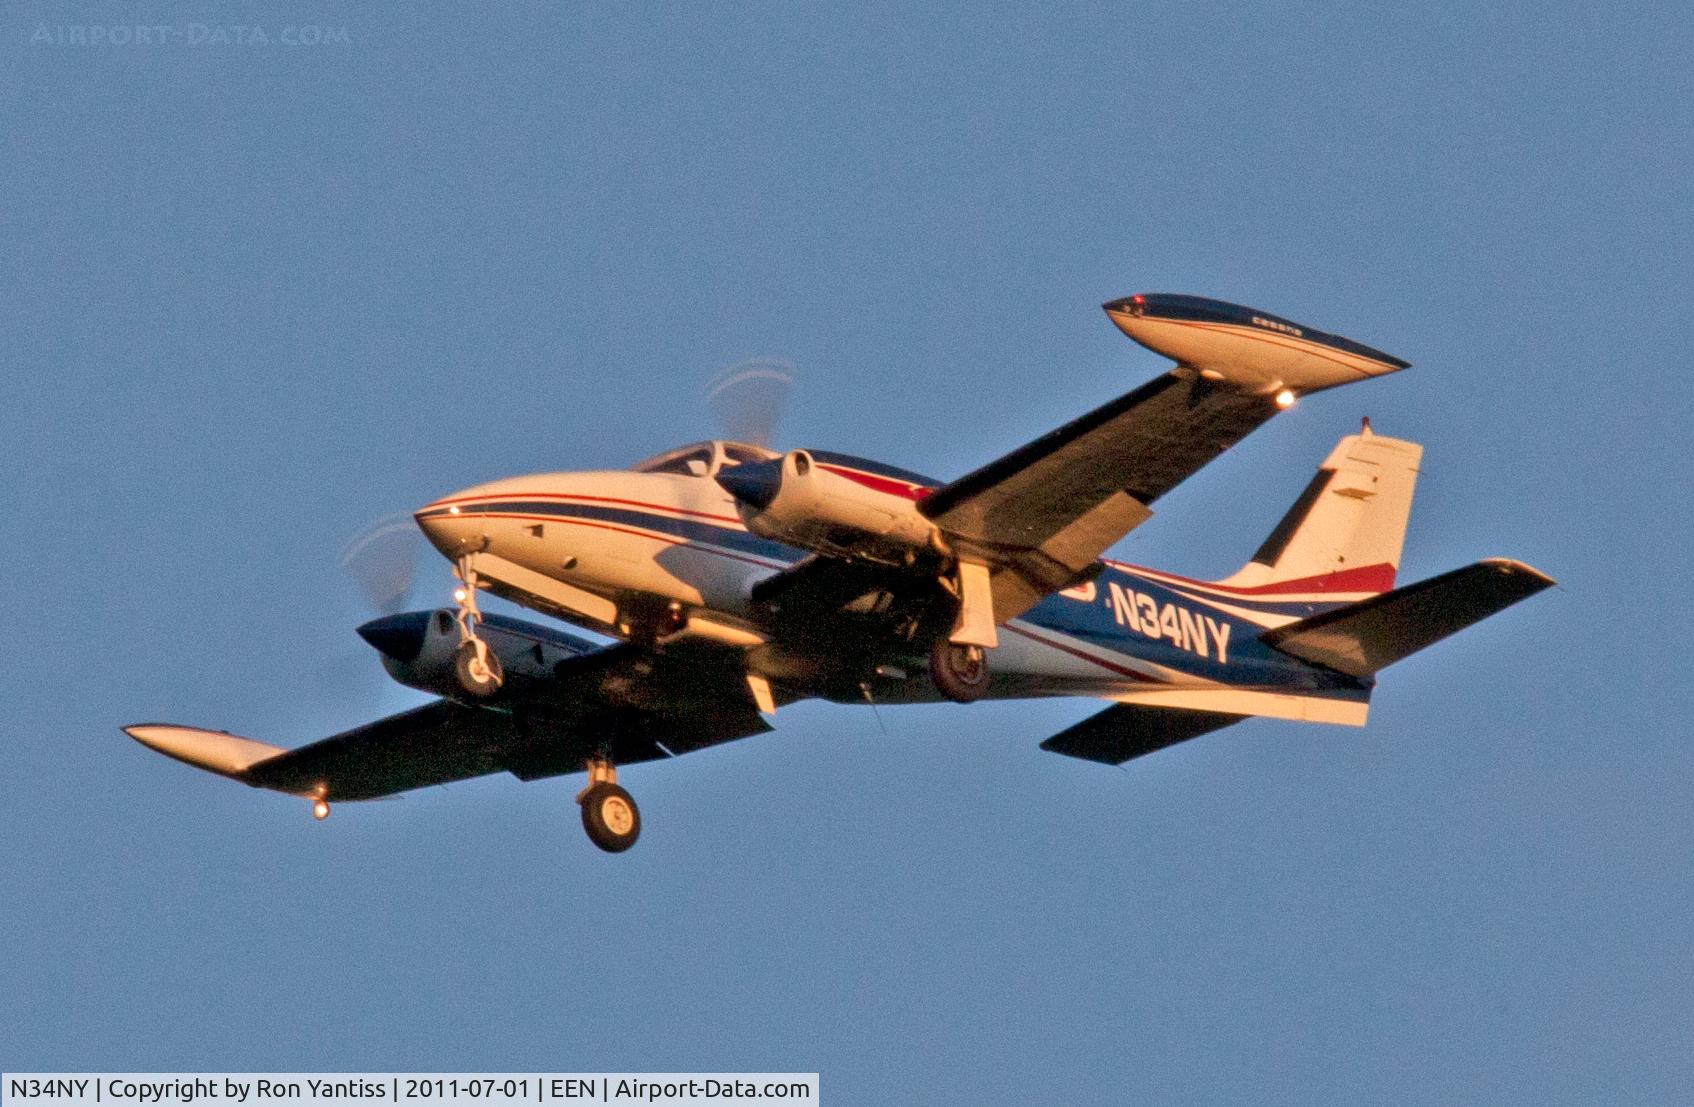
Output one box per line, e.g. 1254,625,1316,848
629,440,778,477
630,442,716,476
719,441,779,468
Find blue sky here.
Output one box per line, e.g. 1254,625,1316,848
4,2,1691,1103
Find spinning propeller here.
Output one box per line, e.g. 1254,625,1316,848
705,357,795,449
338,511,424,617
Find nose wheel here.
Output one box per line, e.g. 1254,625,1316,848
451,557,504,698
453,640,504,697
577,757,641,853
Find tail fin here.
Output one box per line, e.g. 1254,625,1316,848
1262,559,1555,676
1218,422,1421,594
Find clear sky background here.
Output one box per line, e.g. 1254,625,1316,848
4,2,1691,1103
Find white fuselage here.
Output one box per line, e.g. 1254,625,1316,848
413,466,1153,702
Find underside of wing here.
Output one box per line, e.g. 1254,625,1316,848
922,370,1277,545
133,641,773,803
923,371,1275,615
238,700,530,800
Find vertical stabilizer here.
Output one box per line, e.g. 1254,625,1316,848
1219,423,1421,593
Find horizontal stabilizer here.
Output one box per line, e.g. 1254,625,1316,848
1261,559,1555,678
1040,703,1245,765
124,724,287,781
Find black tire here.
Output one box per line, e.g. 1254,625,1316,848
453,640,504,698
929,638,988,703
580,782,641,853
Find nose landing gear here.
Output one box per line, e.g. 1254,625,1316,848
451,557,504,697
577,757,641,853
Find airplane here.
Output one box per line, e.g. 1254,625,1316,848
126,293,1554,853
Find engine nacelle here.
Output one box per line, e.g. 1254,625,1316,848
357,609,599,702
718,449,943,565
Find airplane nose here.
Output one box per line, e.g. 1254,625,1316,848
715,459,783,511
414,505,447,540
414,500,481,557
357,610,431,663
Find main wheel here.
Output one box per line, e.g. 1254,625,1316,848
453,640,504,698
580,782,641,853
929,638,988,703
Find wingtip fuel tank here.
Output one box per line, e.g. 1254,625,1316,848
123,724,286,780
1104,293,1409,395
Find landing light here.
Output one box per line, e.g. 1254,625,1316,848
453,587,468,603
1274,388,1297,409
312,800,330,821
448,505,461,515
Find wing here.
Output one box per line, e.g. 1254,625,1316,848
918,296,1409,621
921,370,1276,618
225,644,771,802
752,296,1408,631
922,370,1273,538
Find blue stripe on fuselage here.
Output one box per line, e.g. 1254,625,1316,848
1021,565,1369,694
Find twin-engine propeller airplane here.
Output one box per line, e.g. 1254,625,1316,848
127,293,1553,852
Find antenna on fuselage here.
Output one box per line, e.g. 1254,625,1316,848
858,681,889,737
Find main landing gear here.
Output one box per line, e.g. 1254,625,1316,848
577,757,641,853
929,637,988,703
928,559,994,703
451,557,504,698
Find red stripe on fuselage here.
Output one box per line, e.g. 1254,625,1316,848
421,491,744,526
1104,560,1396,597
818,464,932,501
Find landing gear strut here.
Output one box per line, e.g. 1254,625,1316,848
929,637,988,703
451,556,503,697
577,757,641,853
